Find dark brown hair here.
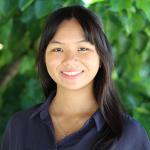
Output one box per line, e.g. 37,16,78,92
37,5,123,150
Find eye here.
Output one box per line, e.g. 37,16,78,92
52,48,63,52
78,47,89,51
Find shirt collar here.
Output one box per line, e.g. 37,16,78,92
29,90,56,120
92,108,105,131
29,90,105,131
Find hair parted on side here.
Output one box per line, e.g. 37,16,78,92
37,5,124,150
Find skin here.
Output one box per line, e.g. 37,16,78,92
45,18,100,139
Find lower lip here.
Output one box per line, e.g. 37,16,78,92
61,71,83,80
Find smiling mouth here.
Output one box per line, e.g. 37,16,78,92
60,70,84,79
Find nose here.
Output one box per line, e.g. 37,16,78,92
63,50,78,63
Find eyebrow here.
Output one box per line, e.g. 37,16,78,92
49,39,89,44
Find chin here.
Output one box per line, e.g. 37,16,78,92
59,82,91,91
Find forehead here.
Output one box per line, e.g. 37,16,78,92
51,18,86,43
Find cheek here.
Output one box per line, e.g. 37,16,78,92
45,54,61,71
81,53,100,67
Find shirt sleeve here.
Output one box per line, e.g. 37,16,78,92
0,113,24,150
112,115,150,150
0,118,13,150
134,123,150,150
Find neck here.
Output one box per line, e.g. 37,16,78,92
50,85,99,116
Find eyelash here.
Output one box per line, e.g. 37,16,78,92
52,48,63,52
51,47,90,52
78,47,89,51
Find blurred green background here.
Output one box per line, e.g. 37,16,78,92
0,0,150,139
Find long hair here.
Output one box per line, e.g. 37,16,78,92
37,5,123,150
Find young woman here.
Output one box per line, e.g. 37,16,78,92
1,5,150,150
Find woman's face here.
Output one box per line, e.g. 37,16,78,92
45,18,100,91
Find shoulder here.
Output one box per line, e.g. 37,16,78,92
115,114,150,150
0,103,43,150
122,114,148,138
6,103,43,131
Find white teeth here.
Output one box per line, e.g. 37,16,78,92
62,71,82,76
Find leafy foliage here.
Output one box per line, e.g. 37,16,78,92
0,0,150,139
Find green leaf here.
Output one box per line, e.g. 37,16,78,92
20,4,35,23
139,78,150,97
132,13,146,33
119,12,135,35
133,103,150,137
144,27,150,37
18,0,35,11
0,0,5,16
63,0,83,6
9,21,26,42
27,21,41,41
83,0,104,7
110,0,132,12
3,0,18,17
0,19,12,48
104,14,122,42
0,48,13,68
132,33,148,53
34,0,53,19
19,51,35,75
136,0,150,21
0,19,13,67
20,78,43,109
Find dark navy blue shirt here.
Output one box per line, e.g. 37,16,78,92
1,91,150,150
